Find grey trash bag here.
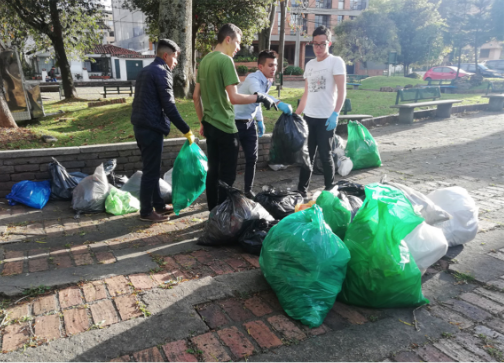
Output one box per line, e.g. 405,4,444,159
197,181,274,246
381,176,451,225
48,157,85,201
72,164,110,216
314,135,347,175
122,170,172,203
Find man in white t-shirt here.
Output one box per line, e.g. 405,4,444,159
295,25,346,197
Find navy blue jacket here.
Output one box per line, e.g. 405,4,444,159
131,57,190,136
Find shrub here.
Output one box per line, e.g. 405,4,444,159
469,74,483,86
284,66,303,76
236,65,249,76
248,67,258,73
405,72,421,79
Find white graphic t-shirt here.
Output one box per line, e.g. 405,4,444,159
303,55,346,119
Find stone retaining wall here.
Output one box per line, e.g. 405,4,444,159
0,136,271,198
0,102,490,197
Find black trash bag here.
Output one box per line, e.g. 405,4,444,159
254,187,304,220
69,172,88,183
269,113,310,169
313,135,346,175
335,180,365,200
49,157,85,201
238,219,279,255
108,174,128,189
72,164,111,217
103,159,117,175
346,195,363,220
197,181,274,246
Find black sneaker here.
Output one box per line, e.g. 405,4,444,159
245,190,256,199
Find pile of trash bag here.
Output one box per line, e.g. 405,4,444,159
105,186,140,216
48,157,87,201
72,164,111,216
269,113,310,169
404,222,449,274
335,180,366,200
254,187,304,220
121,171,172,203
339,183,429,308
104,159,128,188
260,205,351,328
345,121,382,170
238,219,279,255
172,141,208,215
427,187,479,247
6,180,51,209
197,181,273,246
315,189,352,240
313,135,353,177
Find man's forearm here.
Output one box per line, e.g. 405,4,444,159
194,98,204,122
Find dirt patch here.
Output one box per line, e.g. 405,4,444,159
0,128,41,150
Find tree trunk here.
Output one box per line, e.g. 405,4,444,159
49,0,76,99
258,3,276,51
0,89,18,128
159,0,193,99
278,1,286,77
403,63,409,76
456,41,463,78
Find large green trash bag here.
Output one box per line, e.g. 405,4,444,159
339,183,429,308
259,205,351,328
345,121,382,170
105,187,140,215
172,141,208,215
316,190,352,240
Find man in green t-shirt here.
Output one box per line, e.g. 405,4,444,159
193,23,277,211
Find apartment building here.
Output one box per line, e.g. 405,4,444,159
262,0,369,68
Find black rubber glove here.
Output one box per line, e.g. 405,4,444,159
255,92,279,111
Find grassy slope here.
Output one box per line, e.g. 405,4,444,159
2,87,486,150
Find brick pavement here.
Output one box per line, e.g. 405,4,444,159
0,111,504,361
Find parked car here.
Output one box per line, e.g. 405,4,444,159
458,63,503,78
423,66,472,81
484,60,504,76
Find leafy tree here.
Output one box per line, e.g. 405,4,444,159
0,0,103,99
374,0,445,75
464,0,493,72
491,0,504,40
333,10,399,74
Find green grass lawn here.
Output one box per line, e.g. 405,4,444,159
359,76,428,90
1,87,487,150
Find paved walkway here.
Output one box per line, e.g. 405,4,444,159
1,111,504,361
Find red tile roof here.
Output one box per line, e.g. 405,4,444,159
89,44,141,56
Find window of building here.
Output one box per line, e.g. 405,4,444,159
350,0,365,10
480,49,490,58
315,0,331,8
338,0,344,9
315,14,330,28
337,15,344,23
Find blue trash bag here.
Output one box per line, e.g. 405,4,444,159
6,180,51,209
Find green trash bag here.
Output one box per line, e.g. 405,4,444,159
316,190,352,240
345,120,382,170
259,205,351,328
172,141,208,215
339,183,429,308
105,187,140,215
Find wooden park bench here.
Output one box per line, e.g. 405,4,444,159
99,81,134,98
39,83,62,100
483,82,504,112
390,87,461,123
424,79,457,94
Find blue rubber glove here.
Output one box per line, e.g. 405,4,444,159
325,111,339,131
277,102,293,115
257,121,265,137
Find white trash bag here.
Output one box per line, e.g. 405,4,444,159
268,164,289,171
381,177,451,226
404,222,449,274
163,168,173,185
123,170,172,203
427,187,479,247
72,163,111,216
337,156,353,177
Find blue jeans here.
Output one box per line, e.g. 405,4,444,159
133,126,165,217
236,120,258,192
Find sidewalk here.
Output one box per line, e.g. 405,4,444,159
0,110,504,361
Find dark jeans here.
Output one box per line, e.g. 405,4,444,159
298,115,335,192
236,120,258,193
133,125,165,217
203,121,239,211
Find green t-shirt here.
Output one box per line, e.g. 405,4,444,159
197,51,240,134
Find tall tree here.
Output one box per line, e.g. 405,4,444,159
0,0,103,99
159,0,193,98
491,0,504,40
0,88,17,128
278,0,286,75
333,10,399,74
379,0,445,75
464,0,493,74
258,3,276,51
